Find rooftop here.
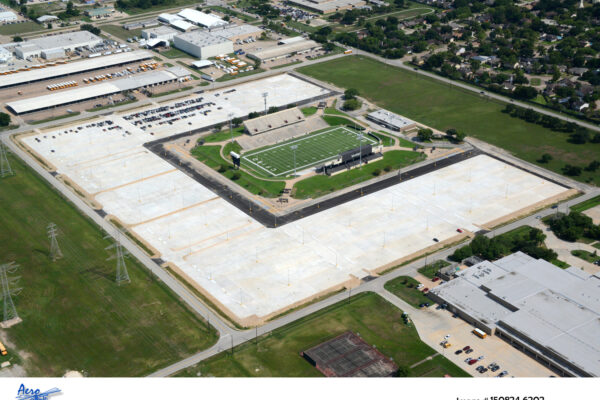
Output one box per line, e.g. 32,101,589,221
17,30,102,53
367,109,417,129
248,39,321,61
432,252,600,376
175,30,231,46
208,24,262,39
177,8,226,27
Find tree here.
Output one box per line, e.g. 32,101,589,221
562,164,582,176
395,365,411,377
585,160,600,172
417,128,433,142
0,112,10,127
513,85,537,100
455,131,466,142
342,98,361,110
81,24,100,35
12,36,23,42
538,153,553,163
344,88,359,100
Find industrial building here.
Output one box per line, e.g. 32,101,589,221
173,30,233,59
247,39,322,63
14,30,103,59
141,26,178,41
6,66,191,114
366,109,418,132
244,108,305,135
0,10,17,23
85,6,114,18
177,8,227,28
429,252,600,377
287,0,365,14
170,19,196,32
0,50,152,89
36,15,59,23
208,24,263,42
123,19,158,30
0,46,12,64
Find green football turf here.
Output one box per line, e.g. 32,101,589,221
243,126,377,177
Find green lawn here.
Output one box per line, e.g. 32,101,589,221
571,249,600,264
530,78,542,86
101,24,142,41
417,260,451,279
300,106,317,116
243,126,376,177
191,144,285,197
29,112,80,125
298,56,600,186
321,115,357,126
384,276,432,308
176,292,468,377
0,152,217,376
0,22,41,35
201,126,245,143
570,195,600,213
292,150,424,199
156,47,191,59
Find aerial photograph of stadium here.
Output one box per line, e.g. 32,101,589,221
0,0,599,398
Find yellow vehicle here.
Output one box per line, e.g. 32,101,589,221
0,341,7,356
443,342,451,348
473,328,487,339
344,49,353,54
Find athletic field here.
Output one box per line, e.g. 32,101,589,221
242,126,377,177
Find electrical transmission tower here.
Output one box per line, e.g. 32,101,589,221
106,231,131,286
0,262,22,325
0,141,14,178
47,223,63,262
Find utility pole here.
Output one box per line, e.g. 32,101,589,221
262,92,268,115
47,223,63,262
0,141,14,178
105,231,131,286
0,262,22,325
228,112,234,143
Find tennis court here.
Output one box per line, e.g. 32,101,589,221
242,126,377,177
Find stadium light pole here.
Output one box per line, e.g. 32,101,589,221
262,92,268,115
358,133,363,169
291,145,298,177
228,112,234,143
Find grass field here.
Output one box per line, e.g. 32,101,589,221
570,195,600,213
243,126,377,177
191,144,285,197
176,292,468,377
571,249,600,264
292,150,424,199
0,22,41,35
384,276,432,308
0,152,217,376
101,24,142,41
298,56,600,186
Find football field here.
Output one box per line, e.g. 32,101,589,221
242,126,377,177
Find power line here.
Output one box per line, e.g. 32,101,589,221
47,223,63,262
0,141,14,178
105,231,131,286
0,262,22,325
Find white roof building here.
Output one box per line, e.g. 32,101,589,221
14,30,103,59
248,39,322,62
177,8,227,28
170,19,196,32
173,30,233,59
37,15,59,23
141,26,178,41
158,13,183,24
0,11,17,23
0,46,12,64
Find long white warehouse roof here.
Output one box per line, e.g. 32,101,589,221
177,8,226,27
7,67,190,114
0,50,153,89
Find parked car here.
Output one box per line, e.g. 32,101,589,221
477,355,484,360
498,370,508,377
462,346,471,351
455,349,463,355
457,228,463,233
464,358,472,363
468,359,478,365
465,349,474,354
433,238,439,242
432,277,440,282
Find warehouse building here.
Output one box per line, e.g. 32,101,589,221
177,8,227,28
14,30,103,59
0,10,17,23
0,46,12,64
123,19,159,30
287,0,365,14
171,19,196,32
208,24,263,43
142,26,178,41
429,252,600,377
366,109,417,132
0,50,152,89
6,66,191,114
36,15,59,23
247,39,321,63
158,13,183,24
173,30,233,59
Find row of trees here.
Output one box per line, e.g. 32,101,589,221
450,228,557,263
547,212,600,242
